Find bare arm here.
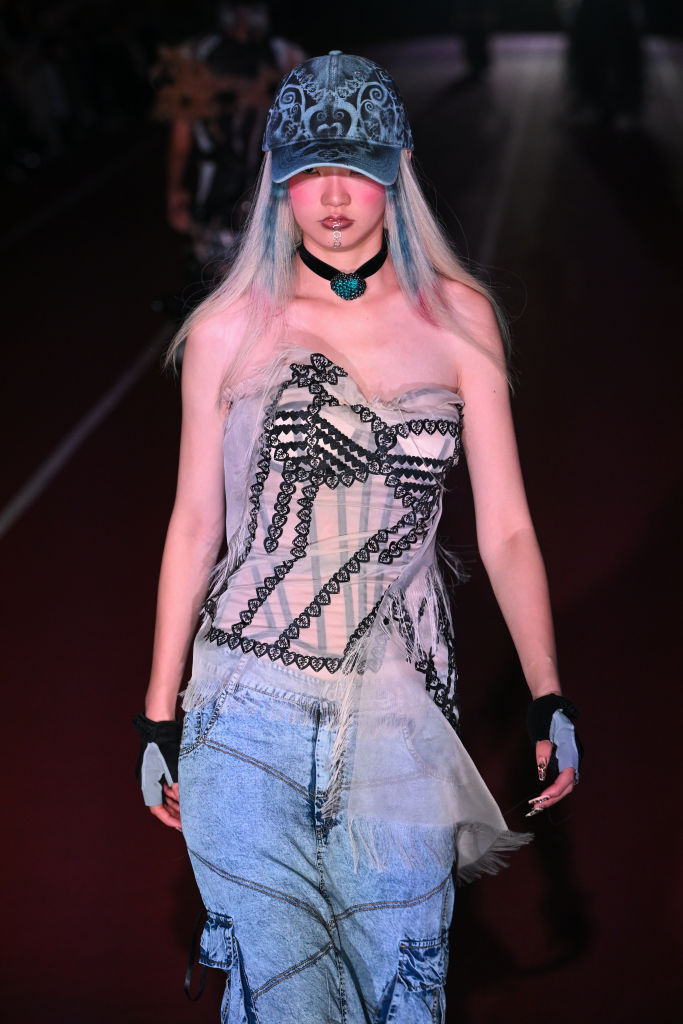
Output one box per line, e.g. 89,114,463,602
143,319,235,826
145,324,231,718
453,289,575,806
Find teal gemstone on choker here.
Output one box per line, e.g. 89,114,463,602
297,231,388,301
330,273,367,300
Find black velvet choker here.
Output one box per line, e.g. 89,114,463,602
297,232,388,300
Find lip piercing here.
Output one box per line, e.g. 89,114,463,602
332,221,342,248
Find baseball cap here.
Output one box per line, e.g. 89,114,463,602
263,51,413,185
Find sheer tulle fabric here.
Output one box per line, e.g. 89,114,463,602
183,345,531,879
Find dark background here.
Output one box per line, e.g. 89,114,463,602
2,1,682,1021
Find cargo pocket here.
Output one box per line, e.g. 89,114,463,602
199,912,260,1024
376,932,449,1023
199,912,235,970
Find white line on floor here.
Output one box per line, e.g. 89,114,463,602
0,322,173,539
477,55,541,267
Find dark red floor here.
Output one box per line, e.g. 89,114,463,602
3,35,682,1023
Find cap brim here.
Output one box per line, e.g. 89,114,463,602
269,139,402,186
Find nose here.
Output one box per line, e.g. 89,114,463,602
320,173,350,209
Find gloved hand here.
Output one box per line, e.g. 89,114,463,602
133,713,182,807
525,694,583,817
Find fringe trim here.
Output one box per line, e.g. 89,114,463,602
341,816,533,880
345,815,456,874
453,825,534,886
181,675,229,712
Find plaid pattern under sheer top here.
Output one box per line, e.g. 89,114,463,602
204,350,462,729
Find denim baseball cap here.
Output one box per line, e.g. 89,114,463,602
263,51,413,185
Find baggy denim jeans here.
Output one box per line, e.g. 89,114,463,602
179,652,455,1024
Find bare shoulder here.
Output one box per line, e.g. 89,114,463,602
436,278,508,391
184,300,251,367
442,279,503,352
183,300,257,394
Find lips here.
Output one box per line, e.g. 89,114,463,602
321,217,353,229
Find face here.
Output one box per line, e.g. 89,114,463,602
288,166,386,255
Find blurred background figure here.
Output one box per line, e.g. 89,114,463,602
152,1,304,315
560,0,645,128
451,0,498,82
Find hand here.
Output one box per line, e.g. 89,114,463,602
525,696,582,817
526,738,576,816
133,713,181,828
149,781,182,832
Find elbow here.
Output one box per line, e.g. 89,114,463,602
168,503,225,555
477,522,539,574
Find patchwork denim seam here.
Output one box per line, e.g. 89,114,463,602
335,873,450,922
234,677,338,717
439,877,452,932
251,940,335,999
188,848,329,925
359,989,379,1019
203,739,310,797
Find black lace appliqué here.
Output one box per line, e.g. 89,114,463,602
205,353,462,725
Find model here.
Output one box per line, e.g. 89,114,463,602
134,51,581,1024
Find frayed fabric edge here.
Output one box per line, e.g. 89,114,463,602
344,815,457,874
181,676,227,712
181,675,532,885
453,825,534,887
342,816,532,882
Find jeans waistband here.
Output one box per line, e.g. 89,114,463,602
190,638,342,726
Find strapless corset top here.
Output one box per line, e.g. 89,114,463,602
204,350,464,681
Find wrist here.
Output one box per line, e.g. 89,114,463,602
527,694,579,742
528,685,562,701
145,696,180,721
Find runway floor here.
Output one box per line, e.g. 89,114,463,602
2,33,682,1023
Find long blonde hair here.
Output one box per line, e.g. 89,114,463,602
166,151,508,383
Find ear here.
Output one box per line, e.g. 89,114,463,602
404,149,413,162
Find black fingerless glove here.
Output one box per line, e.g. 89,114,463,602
526,694,583,783
133,713,182,806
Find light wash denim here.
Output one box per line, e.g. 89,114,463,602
179,651,454,1024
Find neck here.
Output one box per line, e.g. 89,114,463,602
299,229,386,273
